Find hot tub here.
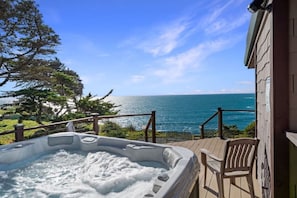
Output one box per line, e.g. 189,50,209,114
0,132,199,198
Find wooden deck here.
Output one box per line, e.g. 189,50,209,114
168,138,262,198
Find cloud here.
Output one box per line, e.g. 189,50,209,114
219,89,254,94
119,13,200,57
118,0,250,88
204,13,250,35
123,0,249,59
80,75,90,85
136,18,191,57
200,0,250,35
80,72,106,86
153,38,231,83
202,0,234,24
130,75,145,83
121,0,249,58
238,81,254,85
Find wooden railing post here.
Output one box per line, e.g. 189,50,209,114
91,113,99,135
152,111,156,143
200,125,205,139
15,124,24,142
217,107,223,139
144,129,149,142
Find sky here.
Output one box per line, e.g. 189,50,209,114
33,0,255,96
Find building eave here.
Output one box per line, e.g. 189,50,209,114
244,10,265,68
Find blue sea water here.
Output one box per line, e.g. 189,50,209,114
107,93,255,135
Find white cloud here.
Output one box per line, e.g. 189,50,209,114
118,0,250,90
153,39,231,83
203,0,234,24
205,13,250,35
80,72,105,86
80,75,91,85
137,19,190,56
238,81,253,85
218,89,254,94
122,0,249,58
130,75,145,83
200,0,250,35
62,59,75,66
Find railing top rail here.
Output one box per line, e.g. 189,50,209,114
0,129,15,136
200,109,255,126
199,107,256,139
0,112,154,135
222,109,255,112
26,113,153,131
99,113,152,119
200,112,218,126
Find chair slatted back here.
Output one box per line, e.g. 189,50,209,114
223,138,259,173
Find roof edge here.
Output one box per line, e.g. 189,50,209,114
244,10,264,67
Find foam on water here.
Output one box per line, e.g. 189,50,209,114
0,149,168,198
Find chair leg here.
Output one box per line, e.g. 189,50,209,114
216,173,224,198
246,174,255,198
230,177,235,185
204,164,207,187
201,152,207,187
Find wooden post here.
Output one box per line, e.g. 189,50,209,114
151,111,156,143
91,113,99,135
144,129,149,142
217,107,223,139
15,124,24,142
200,125,204,139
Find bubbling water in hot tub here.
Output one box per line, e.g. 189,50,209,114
0,132,199,198
0,149,168,198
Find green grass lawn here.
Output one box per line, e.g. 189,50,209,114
0,119,47,145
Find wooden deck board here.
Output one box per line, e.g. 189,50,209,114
168,138,262,198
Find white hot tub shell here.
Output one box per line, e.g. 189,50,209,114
0,132,199,198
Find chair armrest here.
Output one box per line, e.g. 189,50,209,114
200,148,211,155
200,148,223,162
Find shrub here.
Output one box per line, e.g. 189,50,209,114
101,121,126,138
223,124,240,138
244,121,255,137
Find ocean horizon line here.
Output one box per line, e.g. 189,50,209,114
0,92,255,101
107,92,255,97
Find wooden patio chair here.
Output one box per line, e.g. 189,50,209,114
201,138,259,198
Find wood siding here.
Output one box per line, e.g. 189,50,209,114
252,7,273,197
247,0,290,197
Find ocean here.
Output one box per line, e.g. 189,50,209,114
107,93,255,135
0,94,255,135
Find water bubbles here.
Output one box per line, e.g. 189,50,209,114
0,150,167,198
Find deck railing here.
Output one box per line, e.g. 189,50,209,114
1,108,254,143
199,107,255,139
0,111,156,143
